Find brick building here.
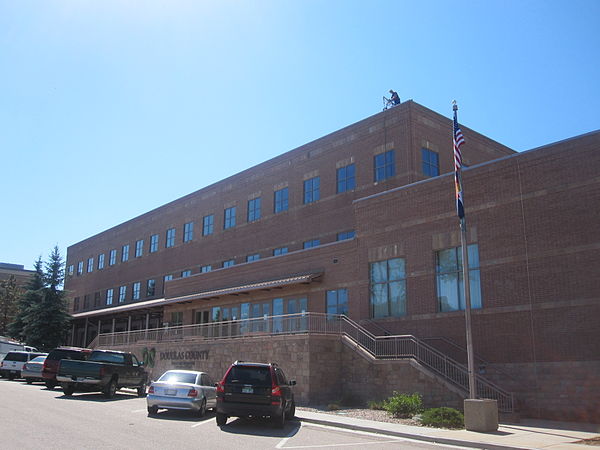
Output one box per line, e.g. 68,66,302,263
64,101,600,422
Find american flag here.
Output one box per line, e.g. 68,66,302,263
453,105,465,219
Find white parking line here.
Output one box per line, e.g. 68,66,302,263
191,419,215,428
276,421,303,448
131,409,147,413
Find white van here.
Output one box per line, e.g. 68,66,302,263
0,336,38,361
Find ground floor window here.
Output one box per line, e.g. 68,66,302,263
370,258,406,318
327,289,348,317
436,244,482,311
170,311,183,326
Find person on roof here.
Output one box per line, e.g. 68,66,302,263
389,89,400,106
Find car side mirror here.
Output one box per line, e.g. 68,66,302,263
289,380,296,386
139,361,145,367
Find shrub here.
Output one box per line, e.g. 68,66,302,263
368,400,385,410
420,407,464,428
326,403,341,411
382,392,423,418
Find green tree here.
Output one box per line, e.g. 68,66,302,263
0,275,22,336
23,247,71,351
7,258,44,341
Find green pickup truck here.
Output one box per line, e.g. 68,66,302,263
56,349,148,398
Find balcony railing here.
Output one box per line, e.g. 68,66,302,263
94,312,514,412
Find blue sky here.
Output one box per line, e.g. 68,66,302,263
1,0,599,270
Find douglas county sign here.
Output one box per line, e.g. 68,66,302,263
159,350,210,361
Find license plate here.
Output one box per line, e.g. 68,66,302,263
242,386,253,394
165,389,177,396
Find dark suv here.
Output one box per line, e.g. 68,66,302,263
42,346,91,389
216,361,296,428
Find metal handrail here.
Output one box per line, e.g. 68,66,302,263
94,312,513,412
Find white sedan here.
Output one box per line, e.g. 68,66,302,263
147,370,217,417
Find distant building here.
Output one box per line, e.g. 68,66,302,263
0,263,35,287
64,101,600,422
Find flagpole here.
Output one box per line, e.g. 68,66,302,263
453,101,477,399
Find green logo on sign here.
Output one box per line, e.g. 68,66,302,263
142,347,156,368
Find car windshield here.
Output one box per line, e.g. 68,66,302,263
5,353,27,362
49,350,88,361
158,371,198,384
89,352,125,364
226,366,271,386
30,356,46,363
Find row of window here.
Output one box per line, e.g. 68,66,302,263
68,148,440,277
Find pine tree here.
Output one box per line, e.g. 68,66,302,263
7,258,44,341
0,275,22,336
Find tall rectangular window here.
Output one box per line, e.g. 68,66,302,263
374,149,396,182
246,253,260,262
68,264,74,276
171,311,183,326
183,222,194,242
303,177,320,204
150,234,159,253
436,244,482,312
98,254,105,270
73,297,80,311
327,289,349,316
247,197,261,222
166,228,176,247
94,292,101,308
109,249,117,266
224,207,236,229
106,289,113,306
370,257,406,318
223,259,235,268
202,214,214,236
132,282,141,300
181,270,192,278
118,286,127,303
135,239,144,258
273,247,288,256
303,239,320,249
77,261,83,275
274,187,288,213
146,279,156,297
200,265,212,273
87,257,94,273
122,244,129,262
337,164,356,193
337,230,355,241
422,149,440,177
163,274,173,294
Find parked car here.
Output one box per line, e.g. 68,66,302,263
56,349,147,398
42,346,92,389
22,355,47,384
147,370,217,417
215,361,296,428
0,351,47,380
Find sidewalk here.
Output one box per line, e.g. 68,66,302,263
295,409,600,449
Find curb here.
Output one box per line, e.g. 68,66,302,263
298,415,528,450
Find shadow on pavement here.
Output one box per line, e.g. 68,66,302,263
56,391,140,402
216,416,301,438
147,410,216,423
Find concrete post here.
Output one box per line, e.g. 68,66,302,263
464,399,498,432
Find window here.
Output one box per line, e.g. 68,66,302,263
171,311,183,326
87,257,94,273
202,214,214,236
303,239,320,249
370,257,406,318
337,230,355,241
422,149,440,177
223,259,235,268
118,286,127,303
73,297,80,311
224,207,236,229
150,234,159,253
106,289,113,305
181,270,192,278
337,164,356,193
67,264,74,276
166,228,176,248
436,244,482,312
94,292,101,308
132,282,141,300
146,279,155,297
247,197,261,222
122,244,129,262
184,222,194,242
327,289,349,317
274,187,288,213
273,247,288,256
135,239,144,257
374,149,395,182
98,254,105,270
246,253,260,262
109,249,117,265
83,295,90,310
163,274,173,294
77,261,83,275
303,177,320,204
200,265,212,273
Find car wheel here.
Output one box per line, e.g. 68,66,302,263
45,380,57,390
147,405,158,415
62,384,75,396
137,381,147,398
26,378,33,385
198,398,207,418
216,412,227,427
104,379,117,399
273,406,286,429
285,400,296,419
8,373,15,381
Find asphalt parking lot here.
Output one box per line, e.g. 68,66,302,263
0,378,461,449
